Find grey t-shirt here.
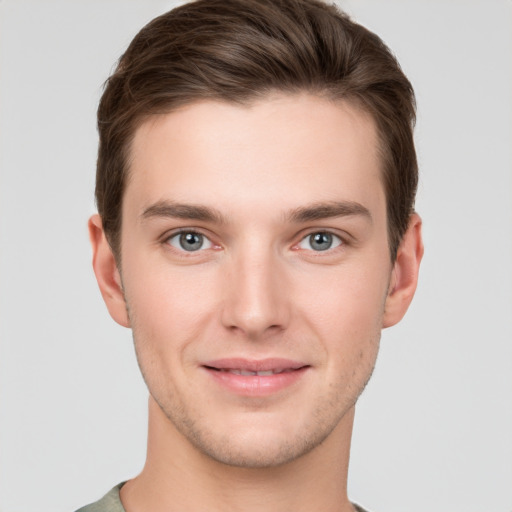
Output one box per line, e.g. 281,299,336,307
75,484,125,512
76,483,370,512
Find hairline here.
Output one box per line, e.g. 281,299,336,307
111,89,400,266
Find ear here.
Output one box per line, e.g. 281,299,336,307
383,213,424,328
88,214,130,328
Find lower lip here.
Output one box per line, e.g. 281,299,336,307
203,367,309,396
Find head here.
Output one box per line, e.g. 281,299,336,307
90,0,423,470
96,0,417,263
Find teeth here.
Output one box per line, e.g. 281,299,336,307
225,369,287,376
225,369,256,375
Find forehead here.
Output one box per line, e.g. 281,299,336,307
125,93,384,222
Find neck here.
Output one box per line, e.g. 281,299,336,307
121,398,356,512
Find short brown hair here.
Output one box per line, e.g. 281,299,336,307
96,0,417,260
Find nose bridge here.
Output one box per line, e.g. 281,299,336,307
221,239,289,338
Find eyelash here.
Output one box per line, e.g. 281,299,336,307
163,228,346,256
295,231,344,253
164,229,217,254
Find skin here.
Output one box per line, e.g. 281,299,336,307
90,93,423,512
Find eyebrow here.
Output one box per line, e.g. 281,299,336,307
140,200,372,225
140,201,227,224
287,201,372,224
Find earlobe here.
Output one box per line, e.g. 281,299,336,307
88,214,131,328
383,213,424,328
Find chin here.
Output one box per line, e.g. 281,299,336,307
188,429,324,469
165,405,345,469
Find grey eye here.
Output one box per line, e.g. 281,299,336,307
298,232,342,252
168,231,213,252
310,232,332,251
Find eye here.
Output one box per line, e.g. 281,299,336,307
167,231,213,252
298,232,343,252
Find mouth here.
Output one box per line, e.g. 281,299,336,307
201,358,310,396
206,368,299,376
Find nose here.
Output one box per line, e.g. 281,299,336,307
220,247,290,340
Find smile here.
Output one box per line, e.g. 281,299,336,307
202,359,310,396
207,368,298,376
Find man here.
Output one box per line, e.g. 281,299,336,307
80,0,423,510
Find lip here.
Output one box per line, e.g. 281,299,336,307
201,358,310,396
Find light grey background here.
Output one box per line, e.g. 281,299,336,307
1,1,511,511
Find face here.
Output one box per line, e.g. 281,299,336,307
113,94,395,467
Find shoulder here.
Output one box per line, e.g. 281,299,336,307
75,483,126,512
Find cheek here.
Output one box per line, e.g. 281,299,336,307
297,264,388,330
123,261,219,345
123,270,206,396
293,263,387,377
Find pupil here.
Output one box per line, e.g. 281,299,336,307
180,232,202,251
311,232,332,251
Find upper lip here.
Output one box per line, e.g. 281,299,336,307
202,358,308,372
